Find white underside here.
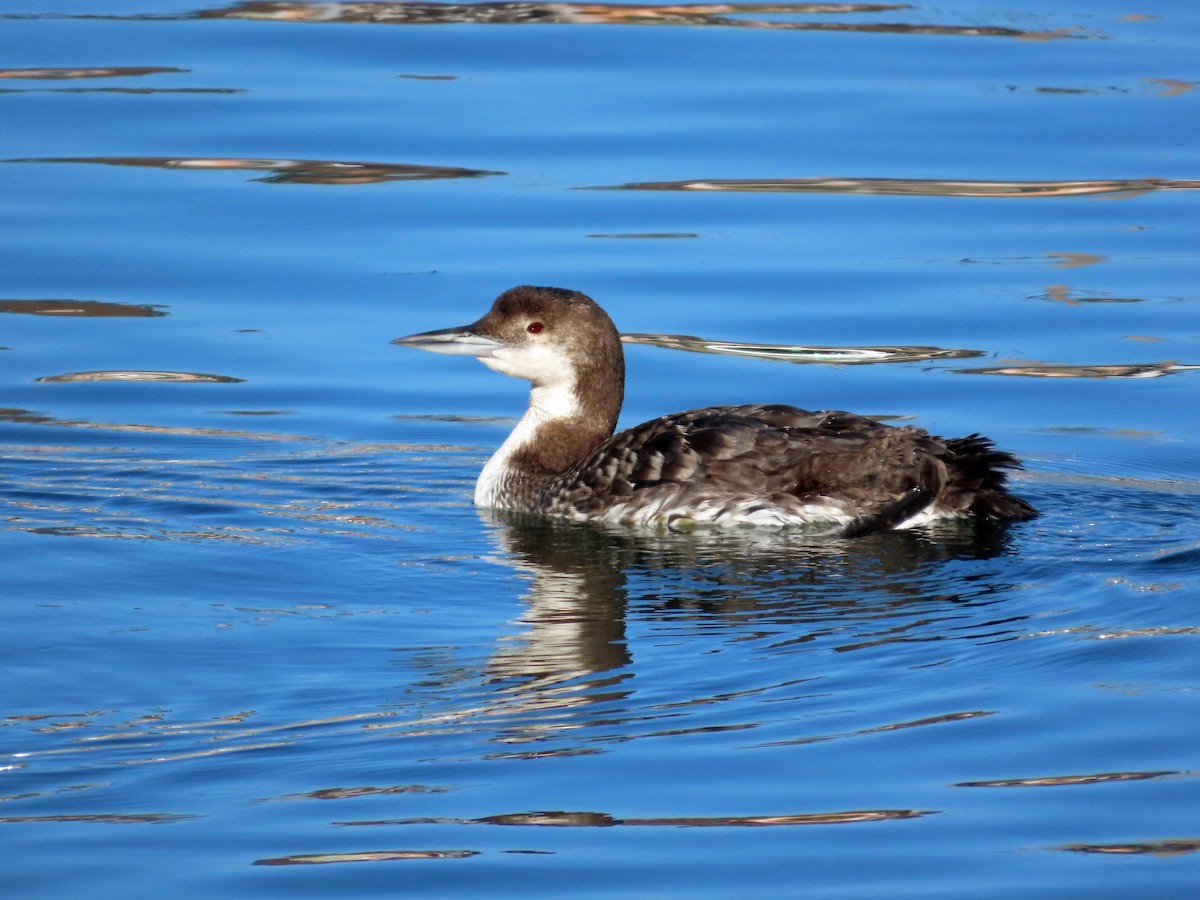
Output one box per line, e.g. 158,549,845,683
588,498,856,531
579,498,958,532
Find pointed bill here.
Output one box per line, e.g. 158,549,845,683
391,325,503,357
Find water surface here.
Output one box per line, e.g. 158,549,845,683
2,2,1199,897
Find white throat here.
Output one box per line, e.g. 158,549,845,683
474,380,581,507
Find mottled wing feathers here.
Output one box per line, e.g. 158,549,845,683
542,404,1036,528
549,405,936,522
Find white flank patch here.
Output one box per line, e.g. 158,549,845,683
594,495,857,531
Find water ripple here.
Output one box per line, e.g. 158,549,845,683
595,176,1200,198
1056,838,1200,856
955,362,1200,379
0,299,166,317
4,156,504,185
0,66,185,79
335,807,935,827
36,370,242,383
3,2,1087,40
623,332,983,365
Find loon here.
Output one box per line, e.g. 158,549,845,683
394,285,1037,535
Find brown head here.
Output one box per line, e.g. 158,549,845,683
394,285,627,471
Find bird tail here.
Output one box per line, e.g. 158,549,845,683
943,434,1037,521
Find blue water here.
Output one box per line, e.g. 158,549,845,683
2,2,1199,896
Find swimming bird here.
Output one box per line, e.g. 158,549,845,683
394,285,1036,535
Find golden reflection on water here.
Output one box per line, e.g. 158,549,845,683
1145,78,1197,98
5,156,504,185
598,176,1200,198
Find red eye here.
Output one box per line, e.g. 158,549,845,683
527,322,544,334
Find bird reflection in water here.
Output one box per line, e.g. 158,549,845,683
473,507,1020,745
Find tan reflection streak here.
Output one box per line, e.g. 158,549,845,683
956,362,1200,379
36,370,243,383
0,299,166,317
1145,78,1196,98
1058,838,1200,856
1047,252,1105,268
0,813,196,824
599,177,1197,197
1041,285,1143,305
957,770,1181,788
622,332,981,364
5,156,503,185
0,67,186,79
191,2,1077,38
255,849,479,865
